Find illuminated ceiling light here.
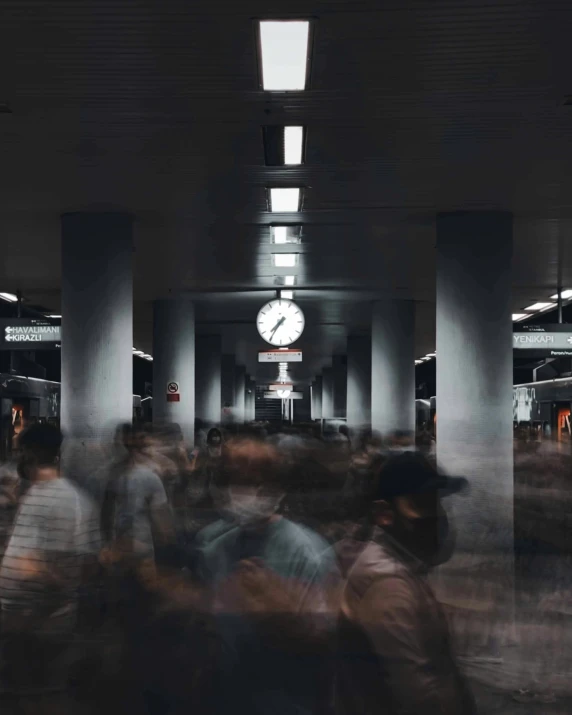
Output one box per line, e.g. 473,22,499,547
141,354,152,360
269,187,300,212
0,292,18,303
512,313,528,322
540,303,557,312
133,350,144,356
46,314,61,319
281,290,294,300
271,225,302,244
525,302,554,311
284,275,296,286
425,353,436,358
415,360,423,365
284,126,304,165
273,226,288,244
272,253,297,267
259,21,310,91
550,289,572,300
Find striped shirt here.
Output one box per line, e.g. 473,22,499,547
0,477,100,613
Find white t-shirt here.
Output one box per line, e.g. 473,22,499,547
0,477,100,613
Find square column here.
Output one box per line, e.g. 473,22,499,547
371,301,415,436
322,367,334,420
347,335,372,434
195,335,222,427
61,212,133,480
313,376,323,422
153,298,195,445
437,212,513,556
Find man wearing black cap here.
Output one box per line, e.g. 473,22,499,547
335,452,476,715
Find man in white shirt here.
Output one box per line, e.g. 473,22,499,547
0,423,100,696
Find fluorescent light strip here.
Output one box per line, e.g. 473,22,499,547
270,188,300,212
281,290,294,300
259,21,310,91
284,126,303,165
512,313,528,322
284,275,296,286
0,292,18,303
525,302,553,311
273,253,297,267
46,314,61,319
133,350,144,356
551,289,572,300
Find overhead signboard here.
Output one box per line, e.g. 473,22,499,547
263,391,303,400
268,383,294,391
259,350,302,363
0,319,61,350
513,324,572,357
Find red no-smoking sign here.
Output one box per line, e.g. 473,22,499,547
167,382,180,402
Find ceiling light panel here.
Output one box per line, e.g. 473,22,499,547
512,313,528,322
0,292,18,303
272,253,297,267
284,126,304,165
550,290,572,300
281,290,294,300
284,275,296,286
525,302,553,311
269,188,300,212
271,225,301,244
259,21,310,91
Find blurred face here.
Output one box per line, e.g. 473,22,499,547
377,491,452,565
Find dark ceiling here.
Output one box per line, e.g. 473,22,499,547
1,0,572,381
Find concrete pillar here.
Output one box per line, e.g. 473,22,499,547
332,355,347,419
234,365,246,424
371,301,415,436
347,335,372,434
436,212,513,555
153,298,195,445
314,376,323,422
322,367,334,420
195,335,222,427
61,212,133,481
245,377,256,422
221,355,235,424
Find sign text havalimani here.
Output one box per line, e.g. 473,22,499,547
0,320,61,350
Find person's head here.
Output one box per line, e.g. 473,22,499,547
219,438,284,529
207,428,223,447
18,423,63,480
372,452,466,566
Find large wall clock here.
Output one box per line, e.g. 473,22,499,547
257,298,305,346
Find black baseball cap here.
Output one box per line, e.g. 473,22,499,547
374,451,468,501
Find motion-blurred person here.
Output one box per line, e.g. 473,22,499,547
385,429,416,455
336,452,476,715
100,423,174,587
0,423,100,700
197,437,339,715
181,427,226,546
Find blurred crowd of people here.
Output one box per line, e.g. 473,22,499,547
0,418,567,714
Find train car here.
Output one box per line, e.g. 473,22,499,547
417,378,572,443
0,373,143,461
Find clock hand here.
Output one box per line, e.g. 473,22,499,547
269,316,286,338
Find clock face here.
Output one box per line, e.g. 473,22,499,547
257,298,305,347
